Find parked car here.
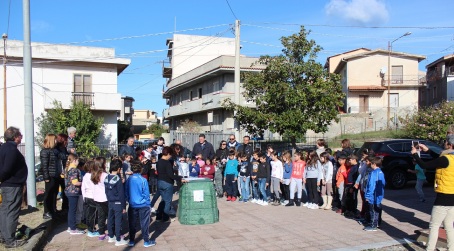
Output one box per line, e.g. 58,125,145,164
356,139,443,189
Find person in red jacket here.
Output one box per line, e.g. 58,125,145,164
199,158,215,180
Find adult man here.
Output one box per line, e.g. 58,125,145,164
0,127,28,248
175,139,191,158
67,127,77,154
119,137,136,159
192,134,215,160
237,136,253,160
227,134,240,150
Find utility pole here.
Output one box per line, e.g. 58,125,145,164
2,33,7,133
234,20,240,139
23,0,36,207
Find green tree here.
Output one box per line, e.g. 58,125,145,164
223,26,345,147
36,101,104,157
142,123,166,137
400,101,454,143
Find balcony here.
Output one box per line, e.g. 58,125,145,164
44,91,121,111
382,79,420,86
165,92,234,118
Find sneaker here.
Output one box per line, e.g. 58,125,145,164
98,234,107,241
251,199,257,204
70,229,85,235
281,200,288,206
231,196,237,202
4,240,26,248
261,200,268,206
87,231,100,237
226,196,231,201
66,227,71,233
128,241,135,247
115,239,129,246
144,240,157,247
256,200,263,205
363,226,378,231
303,202,309,207
108,237,116,243
76,223,88,230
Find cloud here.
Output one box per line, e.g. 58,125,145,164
325,0,389,25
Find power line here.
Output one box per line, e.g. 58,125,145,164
245,22,454,30
6,0,12,34
225,0,238,20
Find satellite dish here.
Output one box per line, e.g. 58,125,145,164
380,67,387,74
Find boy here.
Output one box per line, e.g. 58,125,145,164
407,160,426,202
213,157,224,198
238,153,252,203
224,152,239,201
335,155,348,214
148,156,158,195
257,153,271,206
364,157,385,231
249,151,261,203
125,160,156,247
189,157,200,178
104,159,128,246
122,154,133,180
344,155,360,217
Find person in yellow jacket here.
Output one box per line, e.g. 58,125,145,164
412,137,454,251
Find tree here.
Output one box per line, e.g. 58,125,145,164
36,101,104,157
223,26,345,148
400,101,454,143
178,119,202,133
142,123,166,137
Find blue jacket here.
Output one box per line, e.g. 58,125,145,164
125,173,150,208
365,168,386,204
283,162,292,179
189,163,200,177
224,159,239,177
104,174,126,210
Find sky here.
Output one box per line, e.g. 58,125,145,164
1,0,453,117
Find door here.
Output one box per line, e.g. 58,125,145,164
359,95,369,113
390,93,399,108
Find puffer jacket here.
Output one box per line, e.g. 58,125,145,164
40,148,60,180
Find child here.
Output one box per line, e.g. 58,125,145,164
142,143,154,160
281,151,293,206
303,151,321,209
344,155,359,217
407,160,426,202
104,158,128,246
269,152,283,206
189,157,200,178
354,155,372,222
92,158,109,241
126,160,155,247
249,151,260,203
319,152,334,210
257,153,271,206
81,161,99,237
148,156,158,194
200,158,215,180
286,151,305,207
213,157,224,198
224,152,239,201
364,157,385,231
335,155,348,213
196,154,205,168
64,153,84,235
238,153,251,203
122,154,133,180
75,159,87,229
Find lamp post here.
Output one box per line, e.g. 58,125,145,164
387,32,411,129
2,33,7,133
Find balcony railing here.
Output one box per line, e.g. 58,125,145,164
72,92,94,106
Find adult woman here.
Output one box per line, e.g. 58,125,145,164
40,134,60,219
56,134,69,212
156,146,180,222
215,140,229,165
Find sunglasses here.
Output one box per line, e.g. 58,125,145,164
222,143,227,145
229,138,235,140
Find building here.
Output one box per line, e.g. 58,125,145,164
119,96,135,123
132,109,159,136
421,54,454,106
162,34,265,135
0,40,130,144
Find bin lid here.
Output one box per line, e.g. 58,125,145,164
182,177,212,183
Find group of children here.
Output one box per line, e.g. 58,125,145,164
62,153,157,248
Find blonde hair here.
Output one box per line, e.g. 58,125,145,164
282,151,292,163
43,134,57,149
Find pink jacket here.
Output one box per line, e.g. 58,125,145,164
93,172,108,202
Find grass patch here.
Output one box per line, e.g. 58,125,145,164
327,129,407,149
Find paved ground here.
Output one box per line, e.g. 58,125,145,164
43,183,434,251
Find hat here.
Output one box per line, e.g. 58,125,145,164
447,135,454,145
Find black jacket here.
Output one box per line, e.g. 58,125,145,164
192,141,215,160
237,144,253,159
215,148,229,161
0,141,28,187
40,148,62,180
104,174,126,210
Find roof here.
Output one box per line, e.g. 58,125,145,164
348,85,387,91
426,54,454,68
324,48,371,69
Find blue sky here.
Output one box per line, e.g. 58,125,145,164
1,0,453,117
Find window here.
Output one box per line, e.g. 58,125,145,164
189,90,193,101
73,74,92,105
391,66,403,84
198,88,202,99
359,95,369,113
387,143,404,152
390,93,399,108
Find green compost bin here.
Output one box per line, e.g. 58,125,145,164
178,178,219,225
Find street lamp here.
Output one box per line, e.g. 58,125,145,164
387,32,411,129
2,33,7,133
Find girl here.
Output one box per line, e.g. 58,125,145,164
270,152,283,206
281,151,293,206
81,160,99,237
303,151,322,209
64,153,84,234
199,158,215,180
286,151,306,207
92,157,109,240
319,152,334,210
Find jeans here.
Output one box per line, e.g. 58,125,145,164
367,202,382,228
107,202,124,241
224,174,238,197
0,186,23,244
426,205,454,251
251,179,258,199
239,176,250,201
67,195,79,230
258,178,267,201
415,179,425,201
128,206,151,242
156,180,173,221
95,201,108,234
43,177,58,215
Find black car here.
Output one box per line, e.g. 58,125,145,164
356,139,443,189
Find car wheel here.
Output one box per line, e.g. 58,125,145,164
390,169,407,189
